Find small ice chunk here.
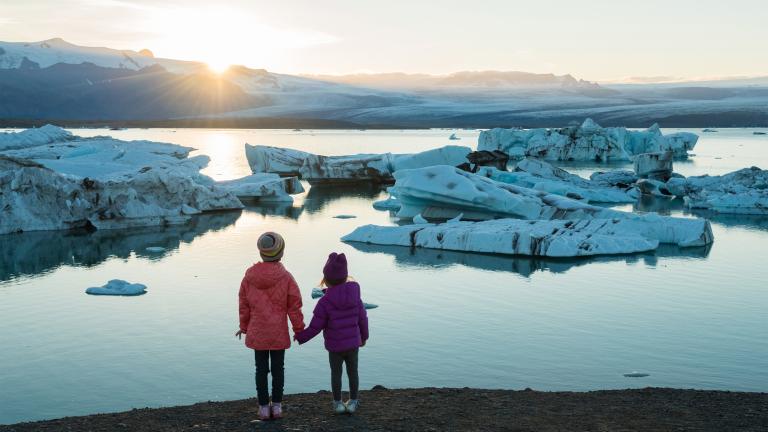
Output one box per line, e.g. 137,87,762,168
145,246,166,253
449,133,461,140
363,303,379,310
412,214,429,224
85,279,147,296
623,371,650,378
446,213,464,224
333,215,357,219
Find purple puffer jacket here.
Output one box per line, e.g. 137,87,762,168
295,281,369,352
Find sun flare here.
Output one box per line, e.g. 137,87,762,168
207,61,231,74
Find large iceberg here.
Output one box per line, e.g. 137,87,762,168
216,174,304,203
671,167,768,215
0,155,243,235
478,119,698,162
342,219,660,258
388,165,713,247
477,158,637,204
0,124,76,151
245,144,471,184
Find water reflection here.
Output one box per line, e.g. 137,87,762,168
634,196,685,214
302,184,386,213
346,242,711,277
0,212,241,282
244,204,304,220
690,211,768,231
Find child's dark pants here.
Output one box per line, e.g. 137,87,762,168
254,350,285,406
328,348,359,401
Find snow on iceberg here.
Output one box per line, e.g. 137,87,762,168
245,144,471,184
673,167,768,215
477,158,637,204
0,124,75,151
342,219,660,258
388,165,713,247
85,279,147,296
0,155,243,235
2,132,199,181
216,174,304,203
478,119,697,162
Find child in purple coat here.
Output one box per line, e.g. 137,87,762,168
295,252,369,414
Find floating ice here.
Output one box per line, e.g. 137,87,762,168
0,155,243,235
372,196,402,211
85,279,147,296
449,133,461,140
477,158,637,204
636,179,674,197
478,119,697,161
333,214,357,219
245,144,471,184
702,128,718,133
412,214,429,224
673,167,768,215
145,246,166,253
623,372,650,378
216,174,304,203
342,219,661,257
388,165,713,247
446,213,464,224
633,152,673,180
0,124,75,151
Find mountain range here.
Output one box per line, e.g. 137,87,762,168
1,38,767,128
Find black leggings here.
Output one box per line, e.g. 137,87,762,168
254,350,285,406
328,348,359,401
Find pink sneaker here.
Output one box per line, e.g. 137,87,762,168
258,405,271,421
271,403,283,419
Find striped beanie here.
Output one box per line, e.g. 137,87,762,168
258,232,285,262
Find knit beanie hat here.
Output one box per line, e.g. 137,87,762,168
323,252,348,282
258,232,285,262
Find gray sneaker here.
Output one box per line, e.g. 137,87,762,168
345,399,360,414
332,400,347,414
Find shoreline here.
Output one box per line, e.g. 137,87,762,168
2,387,767,431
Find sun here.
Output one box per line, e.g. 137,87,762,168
207,60,231,74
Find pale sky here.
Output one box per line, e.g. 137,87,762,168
1,0,766,82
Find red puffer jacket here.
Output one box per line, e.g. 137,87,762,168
238,262,305,350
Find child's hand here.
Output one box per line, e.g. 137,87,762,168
360,340,366,347
235,330,245,340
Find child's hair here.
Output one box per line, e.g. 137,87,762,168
319,276,355,288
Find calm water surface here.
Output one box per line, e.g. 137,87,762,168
1,128,767,423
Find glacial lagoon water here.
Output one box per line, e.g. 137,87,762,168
1,128,768,423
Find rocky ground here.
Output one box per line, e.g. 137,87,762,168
2,387,767,432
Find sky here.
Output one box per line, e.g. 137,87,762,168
1,0,766,82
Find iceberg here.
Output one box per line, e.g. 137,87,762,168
674,167,768,215
388,165,713,247
215,174,304,203
478,119,697,162
633,151,673,180
245,144,471,184
477,158,637,204
449,133,461,140
372,196,402,211
0,124,75,151
342,219,661,258
85,279,147,296
0,155,243,235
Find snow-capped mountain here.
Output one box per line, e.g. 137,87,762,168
1,38,768,127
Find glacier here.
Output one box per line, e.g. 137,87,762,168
342,219,660,258
387,165,713,247
478,119,698,162
245,144,471,184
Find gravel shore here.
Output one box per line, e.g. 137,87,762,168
2,387,767,432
